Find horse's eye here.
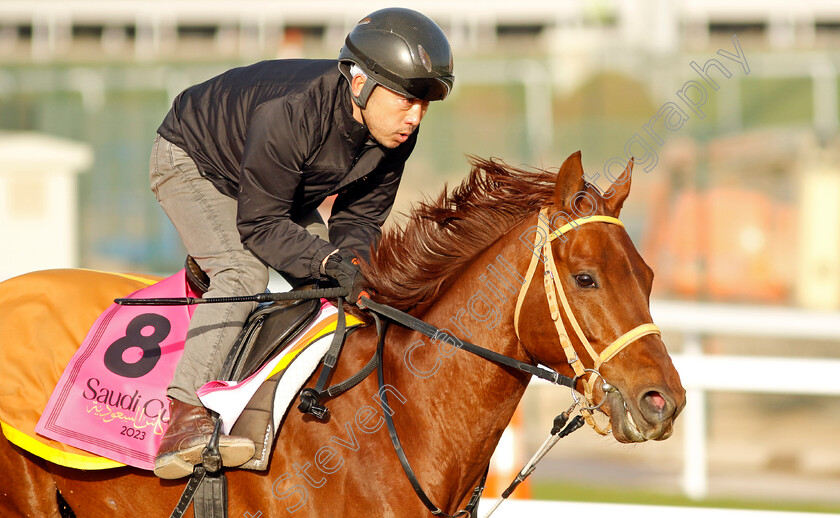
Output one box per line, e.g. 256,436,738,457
574,274,596,288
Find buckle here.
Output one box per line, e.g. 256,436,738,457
297,388,330,420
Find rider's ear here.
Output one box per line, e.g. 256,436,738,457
601,158,633,217
552,150,587,210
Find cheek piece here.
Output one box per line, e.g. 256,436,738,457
514,208,661,435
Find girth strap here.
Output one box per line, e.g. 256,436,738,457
298,299,348,419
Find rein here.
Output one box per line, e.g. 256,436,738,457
356,297,578,518
359,298,575,388
356,209,661,516
119,210,660,515
373,315,484,518
514,210,661,434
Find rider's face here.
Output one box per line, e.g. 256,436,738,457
351,76,429,149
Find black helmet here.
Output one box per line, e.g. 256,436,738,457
338,8,454,109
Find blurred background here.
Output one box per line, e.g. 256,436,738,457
1,0,839,514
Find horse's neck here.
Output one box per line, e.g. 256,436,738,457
383,236,532,505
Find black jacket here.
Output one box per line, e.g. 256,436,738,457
157,59,417,281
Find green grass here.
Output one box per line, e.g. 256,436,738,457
531,481,840,515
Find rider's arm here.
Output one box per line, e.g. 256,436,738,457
327,164,404,262
328,130,417,262
236,99,335,281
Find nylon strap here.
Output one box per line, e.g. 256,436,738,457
374,316,489,518
323,348,378,398
513,209,661,436
169,466,207,518
376,319,460,517
313,299,347,388
361,297,574,388
547,215,624,241
596,323,660,368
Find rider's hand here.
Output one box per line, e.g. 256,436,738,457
322,253,366,303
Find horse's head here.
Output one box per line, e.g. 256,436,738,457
515,151,685,442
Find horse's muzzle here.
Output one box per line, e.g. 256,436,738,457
604,385,685,443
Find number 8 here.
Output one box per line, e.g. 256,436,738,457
103,313,170,378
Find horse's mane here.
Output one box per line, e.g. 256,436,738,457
361,156,557,311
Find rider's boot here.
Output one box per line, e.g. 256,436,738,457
153,398,255,479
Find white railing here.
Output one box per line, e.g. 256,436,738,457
651,300,840,500
531,300,840,501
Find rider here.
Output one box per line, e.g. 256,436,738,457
150,7,454,479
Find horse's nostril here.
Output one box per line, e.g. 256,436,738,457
643,391,667,413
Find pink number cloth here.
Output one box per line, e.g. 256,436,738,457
36,270,197,470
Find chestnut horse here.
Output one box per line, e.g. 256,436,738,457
0,151,684,517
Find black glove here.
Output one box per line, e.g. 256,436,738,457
323,253,366,302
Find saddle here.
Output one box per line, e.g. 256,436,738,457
185,256,352,471
186,257,321,382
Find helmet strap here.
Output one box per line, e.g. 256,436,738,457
339,61,376,110
353,78,377,109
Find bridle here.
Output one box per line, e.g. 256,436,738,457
514,209,661,435
125,205,663,518
358,208,665,517
127,207,665,517
303,208,664,516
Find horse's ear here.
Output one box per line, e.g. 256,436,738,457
553,151,588,209
601,158,634,217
